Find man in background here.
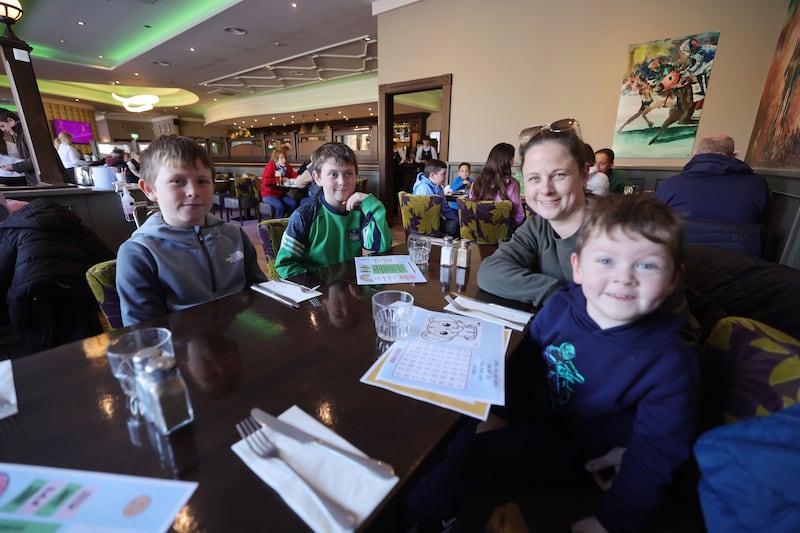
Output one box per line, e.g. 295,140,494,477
595,148,631,194
655,134,770,256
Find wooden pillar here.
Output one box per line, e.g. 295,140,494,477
0,24,67,185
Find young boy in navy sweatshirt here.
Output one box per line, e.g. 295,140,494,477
407,194,699,533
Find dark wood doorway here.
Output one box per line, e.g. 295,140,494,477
377,74,452,208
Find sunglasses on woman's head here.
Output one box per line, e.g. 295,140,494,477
518,118,581,146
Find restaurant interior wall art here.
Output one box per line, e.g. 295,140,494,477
611,31,720,158
746,0,800,171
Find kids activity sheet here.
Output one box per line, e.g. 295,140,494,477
0,462,196,532
354,255,426,285
361,308,507,415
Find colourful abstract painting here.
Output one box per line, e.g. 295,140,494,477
746,0,800,169
611,31,720,158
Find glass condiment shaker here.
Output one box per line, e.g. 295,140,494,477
456,240,470,268
132,351,154,420
440,236,455,267
141,356,194,435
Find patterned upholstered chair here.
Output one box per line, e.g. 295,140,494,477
456,198,514,244
398,192,443,236
212,179,232,217
224,176,261,225
85,259,122,330
257,218,290,280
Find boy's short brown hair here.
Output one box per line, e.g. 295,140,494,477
425,159,447,177
312,142,359,175
140,135,215,188
575,194,685,268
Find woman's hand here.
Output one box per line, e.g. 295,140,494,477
584,446,626,490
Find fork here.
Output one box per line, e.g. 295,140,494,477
277,278,321,293
444,295,527,329
236,416,357,529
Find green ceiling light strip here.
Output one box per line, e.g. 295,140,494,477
20,0,240,67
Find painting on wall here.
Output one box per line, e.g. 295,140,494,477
611,31,719,158
746,0,800,170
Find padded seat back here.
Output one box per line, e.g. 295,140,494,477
257,218,290,280
457,198,513,244
398,191,443,236
85,259,122,330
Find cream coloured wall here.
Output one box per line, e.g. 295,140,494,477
378,0,788,166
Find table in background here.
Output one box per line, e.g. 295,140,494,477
0,244,527,531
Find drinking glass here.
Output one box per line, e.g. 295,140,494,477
407,234,431,264
372,291,414,342
107,328,174,414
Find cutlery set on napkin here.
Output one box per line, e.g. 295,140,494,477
250,279,322,309
0,359,18,421
232,405,398,532
444,294,534,331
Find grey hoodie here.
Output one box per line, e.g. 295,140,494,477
117,212,266,326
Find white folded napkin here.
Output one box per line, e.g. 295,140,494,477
232,405,398,532
444,295,534,331
0,359,18,420
251,280,322,304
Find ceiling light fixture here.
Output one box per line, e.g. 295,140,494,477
112,93,159,113
224,26,247,36
0,0,23,43
152,59,171,67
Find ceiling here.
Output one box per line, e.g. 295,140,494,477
1,0,429,129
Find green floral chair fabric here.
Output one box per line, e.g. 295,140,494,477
398,192,443,236
257,218,290,280
85,259,122,330
456,198,513,244
700,316,800,430
224,176,261,225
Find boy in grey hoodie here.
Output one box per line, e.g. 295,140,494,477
116,135,265,326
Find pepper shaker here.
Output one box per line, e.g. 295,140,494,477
456,240,470,269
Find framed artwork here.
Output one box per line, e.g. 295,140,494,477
746,0,800,171
611,31,719,158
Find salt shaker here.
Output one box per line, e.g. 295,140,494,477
141,356,194,435
440,236,455,267
456,240,470,268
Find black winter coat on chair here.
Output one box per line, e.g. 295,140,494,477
0,199,114,355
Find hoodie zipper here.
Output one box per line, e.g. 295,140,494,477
196,227,217,292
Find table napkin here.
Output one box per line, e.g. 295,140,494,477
232,405,398,533
444,295,534,331
251,280,322,304
0,359,18,420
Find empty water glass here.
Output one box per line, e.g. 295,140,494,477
107,327,174,415
372,290,414,342
407,234,431,264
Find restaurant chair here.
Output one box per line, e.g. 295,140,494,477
212,179,232,217
85,259,123,330
456,198,514,245
398,191,443,236
356,177,368,192
133,204,160,228
224,176,262,226
257,218,290,280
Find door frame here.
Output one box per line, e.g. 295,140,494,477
378,74,452,207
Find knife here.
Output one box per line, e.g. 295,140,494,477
251,408,395,479
250,284,300,309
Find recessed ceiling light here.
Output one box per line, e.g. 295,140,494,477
134,72,139,76
58,39,65,43
224,26,248,36
275,42,284,47
291,3,298,8
364,36,372,41
77,21,86,26
152,60,171,67
98,55,104,59
189,47,196,52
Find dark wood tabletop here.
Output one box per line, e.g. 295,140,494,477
0,243,529,532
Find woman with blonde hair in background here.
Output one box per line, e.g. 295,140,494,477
54,131,84,170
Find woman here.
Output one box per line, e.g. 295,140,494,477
260,148,298,218
54,131,84,170
469,142,525,227
476,121,588,308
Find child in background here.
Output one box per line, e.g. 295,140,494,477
116,135,266,326
261,148,299,218
446,162,473,210
275,142,392,277
469,143,525,227
406,194,699,533
412,159,459,236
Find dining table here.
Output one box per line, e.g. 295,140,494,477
0,243,531,532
